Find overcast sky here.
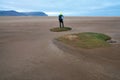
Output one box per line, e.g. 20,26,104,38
0,0,120,16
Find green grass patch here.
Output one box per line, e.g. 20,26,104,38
57,32,111,49
50,27,72,32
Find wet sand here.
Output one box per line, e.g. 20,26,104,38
0,16,120,80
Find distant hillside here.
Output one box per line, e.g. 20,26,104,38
0,10,48,16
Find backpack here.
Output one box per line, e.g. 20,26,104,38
59,15,64,20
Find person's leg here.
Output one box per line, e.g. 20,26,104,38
59,21,61,28
62,21,64,28
60,22,62,28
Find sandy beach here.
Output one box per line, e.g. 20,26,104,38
0,16,120,80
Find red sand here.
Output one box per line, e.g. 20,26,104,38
0,16,120,80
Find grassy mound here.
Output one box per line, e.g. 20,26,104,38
57,32,111,49
50,27,72,32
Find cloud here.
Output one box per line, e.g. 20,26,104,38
82,1,120,16
88,2,120,10
45,11,74,16
0,0,120,16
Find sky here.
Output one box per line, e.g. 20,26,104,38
0,0,120,16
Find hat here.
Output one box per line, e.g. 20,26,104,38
60,12,62,15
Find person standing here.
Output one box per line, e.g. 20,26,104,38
58,13,64,28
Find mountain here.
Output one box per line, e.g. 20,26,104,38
23,12,48,16
0,10,25,16
0,10,48,16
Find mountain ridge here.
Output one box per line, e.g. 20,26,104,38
0,10,48,16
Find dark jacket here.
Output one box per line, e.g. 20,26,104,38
58,14,64,21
